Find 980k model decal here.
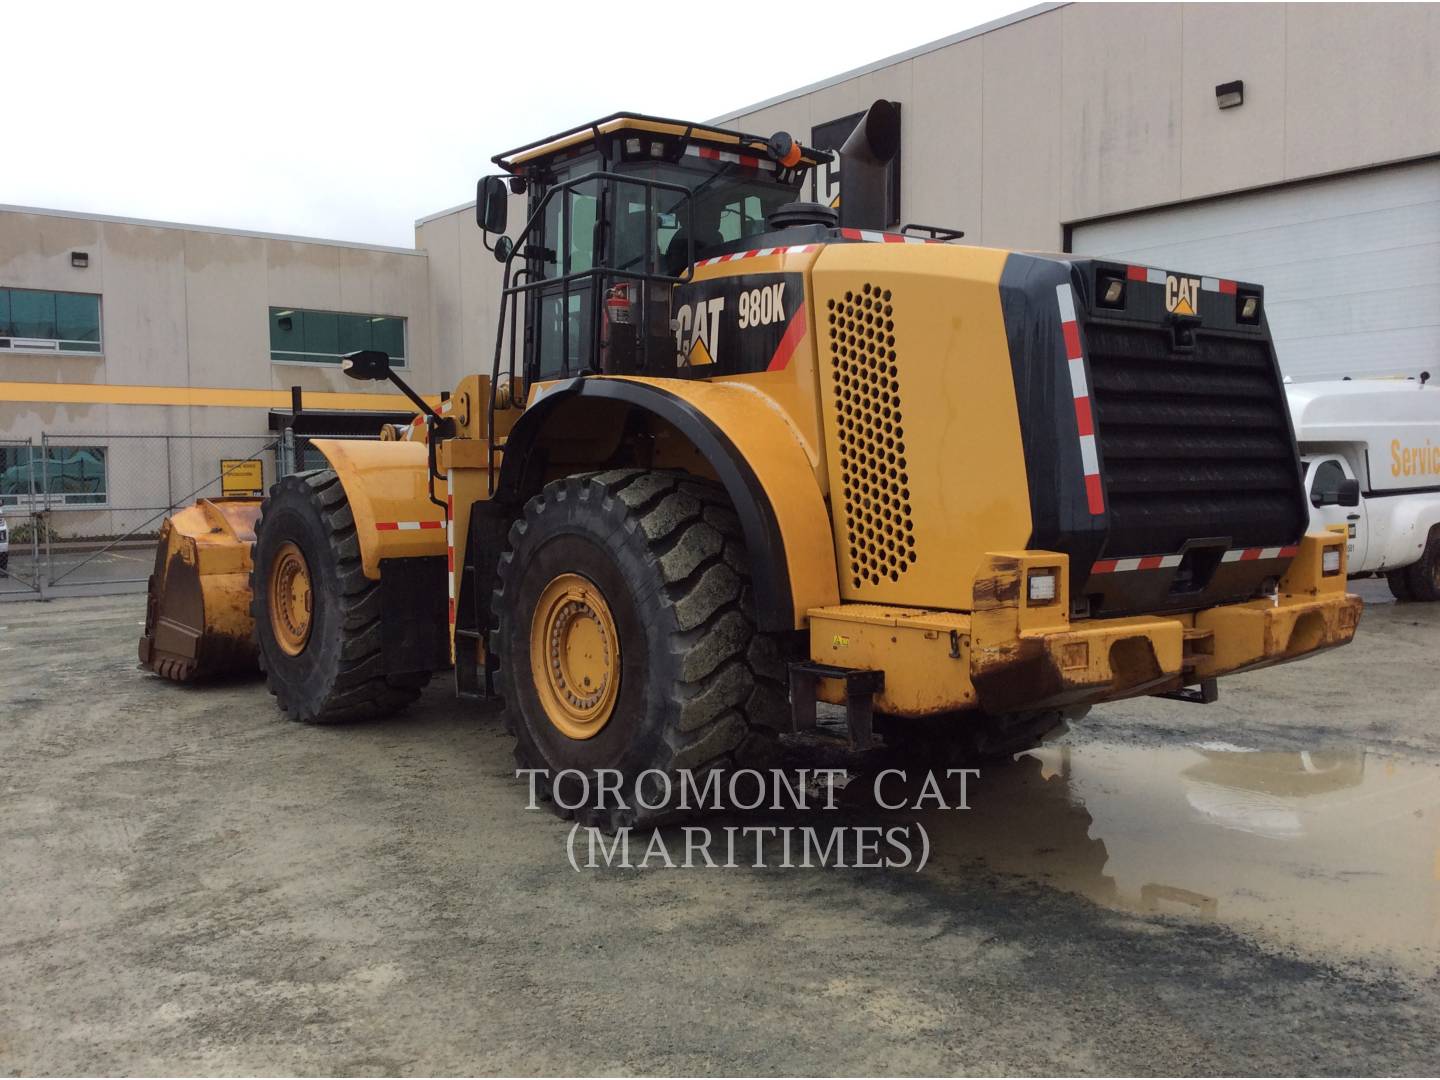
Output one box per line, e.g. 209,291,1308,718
672,272,808,375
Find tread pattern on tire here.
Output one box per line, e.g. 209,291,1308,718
493,469,788,823
252,469,429,723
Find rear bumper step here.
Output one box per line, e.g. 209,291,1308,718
788,662,884,750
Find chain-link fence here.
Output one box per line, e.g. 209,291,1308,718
0,430,382,600
0,438,44,597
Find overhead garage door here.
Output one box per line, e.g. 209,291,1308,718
1070,159,1440,381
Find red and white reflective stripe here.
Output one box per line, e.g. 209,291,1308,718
1126,264,1238,294
446,472,456,629
374,520,444,532
1092,544,1299,574
1221,544,1299,563
696,244,815,268
686,145,775,171
1056,283,1104,515
838,228,944,244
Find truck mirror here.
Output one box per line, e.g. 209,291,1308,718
476,175,509,235
342,350,391,382
1337,478,1361,507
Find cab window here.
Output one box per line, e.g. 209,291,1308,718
1310,459,1348,504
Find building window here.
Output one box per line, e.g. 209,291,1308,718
0,445,108,507
269,307,406,367
0,287,103,353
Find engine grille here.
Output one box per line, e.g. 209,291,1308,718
827,282,916,588
1084,322,1304,557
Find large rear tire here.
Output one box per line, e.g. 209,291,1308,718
251,469,429,723
493,469,787,828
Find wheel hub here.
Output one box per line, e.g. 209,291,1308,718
530,573,620,739
270,541,314,657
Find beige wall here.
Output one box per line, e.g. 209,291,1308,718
0,208,433,441
411,2,1440,386
718,2,1440,250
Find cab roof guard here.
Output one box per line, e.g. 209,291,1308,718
493,111,832,174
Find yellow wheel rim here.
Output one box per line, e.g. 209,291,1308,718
269,541,314,657
529,573,620,740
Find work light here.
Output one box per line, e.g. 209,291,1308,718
1027,568,1059,604
1322,547,1342,576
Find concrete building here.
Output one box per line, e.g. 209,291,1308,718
0,207,433,532
3,2,1437,535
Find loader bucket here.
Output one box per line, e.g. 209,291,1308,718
139,498,263,682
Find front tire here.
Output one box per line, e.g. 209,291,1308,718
251,469,429,723
493,469,787,827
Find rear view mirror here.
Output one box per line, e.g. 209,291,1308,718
342,350,392,382
477,176,509,235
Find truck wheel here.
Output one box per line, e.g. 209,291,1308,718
493,469,788,828
1386,569,1415,602
1402,528,1440,602
251,469,429,723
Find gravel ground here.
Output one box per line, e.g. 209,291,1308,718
1,580,1437,1076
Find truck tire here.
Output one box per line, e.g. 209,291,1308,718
1386,569,1415,602
493,469,788,828
251,469,429,723
1402,527,1440,602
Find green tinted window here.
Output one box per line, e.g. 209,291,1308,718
269,306,406,367
0,445,107,507
0,288,101,352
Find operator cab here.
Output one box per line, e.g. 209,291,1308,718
478,114,830,386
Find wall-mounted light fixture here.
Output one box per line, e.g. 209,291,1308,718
1215,80,1244,109
71,251,89,268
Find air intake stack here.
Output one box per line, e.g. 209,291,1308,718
838,100,900,230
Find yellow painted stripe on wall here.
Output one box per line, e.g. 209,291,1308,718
0,381,439,411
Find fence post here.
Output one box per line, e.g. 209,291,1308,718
166,435,174,510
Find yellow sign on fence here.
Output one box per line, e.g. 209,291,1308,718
221,459,264,498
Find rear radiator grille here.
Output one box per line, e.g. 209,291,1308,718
1084,323,1301,556
827,282,916,588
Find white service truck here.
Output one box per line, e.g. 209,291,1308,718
1287,378,1440,601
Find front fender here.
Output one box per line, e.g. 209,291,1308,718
309,438,445,580
499,377,839,631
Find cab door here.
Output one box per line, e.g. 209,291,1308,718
1306,456,1367,571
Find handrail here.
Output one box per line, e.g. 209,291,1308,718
485,169,699,492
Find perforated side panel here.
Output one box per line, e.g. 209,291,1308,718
826,282,915,588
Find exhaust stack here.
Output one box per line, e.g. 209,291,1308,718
838,100,900,230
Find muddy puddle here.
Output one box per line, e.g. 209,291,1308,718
897,743,1440,974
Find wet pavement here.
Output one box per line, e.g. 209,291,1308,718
3,586,1440,1074
898,744,1440,978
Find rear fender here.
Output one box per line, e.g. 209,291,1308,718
498,377,839,631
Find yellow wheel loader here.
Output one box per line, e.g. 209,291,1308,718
143,103,1361,825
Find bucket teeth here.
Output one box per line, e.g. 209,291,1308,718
139,499,262,683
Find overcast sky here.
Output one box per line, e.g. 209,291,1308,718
5,0,1031,248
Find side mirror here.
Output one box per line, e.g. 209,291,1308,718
1337,477,1361,507
476,175,509,235
342,350,391,382
493,235,514,263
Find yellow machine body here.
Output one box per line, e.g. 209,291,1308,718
139,498,263,682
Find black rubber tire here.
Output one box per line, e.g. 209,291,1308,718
251,469,429,723
1401,528,1440,602
493,469,788,828
1386,568,1415,602
880,708,1079,767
